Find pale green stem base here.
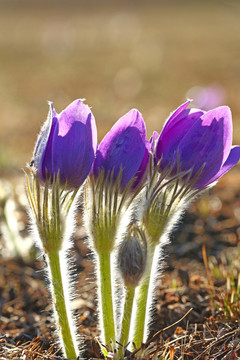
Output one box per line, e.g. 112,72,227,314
98,251,116,345
118,286,135,356
2,211,21,258
47,251,78,360
132,242,156,348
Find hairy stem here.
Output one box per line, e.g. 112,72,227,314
119,285,135,355
132,242,156,348
98,251,116,345
47,250,78,359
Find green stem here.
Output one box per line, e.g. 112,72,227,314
119,285,135,355
47,251,78,360
132,242,156,348
98,251,116,345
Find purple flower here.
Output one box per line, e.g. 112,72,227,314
93,109,148,189
156,101,240,189
186,85,226,111
33,99,97,189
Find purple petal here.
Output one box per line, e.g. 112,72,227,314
161,101,191,134
44,99,97,188
149,131,159,145
94,109,147,188
148,131,159,167
156,105,204,167
149,131,159,152
34,102,56,180
196,146,240,188
132,143,150,190
41,116,58,180
178,106,233,186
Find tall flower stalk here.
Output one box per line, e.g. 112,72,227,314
132,163,197,347
84,109,149,346
25,169,79,359
84,171,134,345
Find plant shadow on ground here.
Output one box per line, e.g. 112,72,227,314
1,169,240,359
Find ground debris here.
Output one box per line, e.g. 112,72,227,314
1,173,240,359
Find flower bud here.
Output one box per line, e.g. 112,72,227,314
118,226,147,287
93,109,148,190
33,99,97,189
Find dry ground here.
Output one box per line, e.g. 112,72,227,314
0,169,240,359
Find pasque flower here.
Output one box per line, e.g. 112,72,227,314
132,101,240,349
33,99,97,189
84,109,149,346
156,101,240,188
93,109,149,189
26,99,98,359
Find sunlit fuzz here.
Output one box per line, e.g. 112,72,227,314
33,99,97,189
25,168,80,359
25,168,80,253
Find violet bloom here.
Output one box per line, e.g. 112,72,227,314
93,109,149,189
156,101,240,189
33,99,97,189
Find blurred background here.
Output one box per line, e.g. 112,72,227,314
1,0,240,177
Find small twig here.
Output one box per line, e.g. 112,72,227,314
130,307,193,357
194,327,240,360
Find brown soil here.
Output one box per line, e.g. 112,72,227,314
1,170,240,359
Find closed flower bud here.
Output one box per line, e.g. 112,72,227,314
93,109,149,190
33,99,97,189
118,226,147,287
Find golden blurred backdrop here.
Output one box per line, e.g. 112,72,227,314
0,0,240,176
